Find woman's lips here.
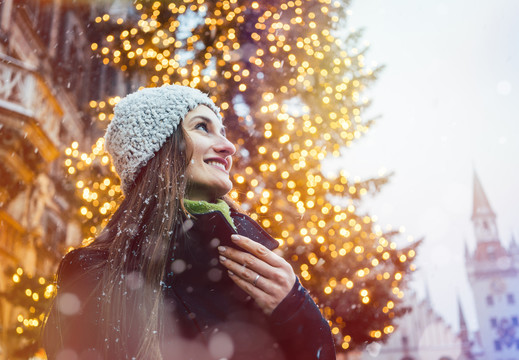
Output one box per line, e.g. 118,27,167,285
206,160,227,172
204,158,230,173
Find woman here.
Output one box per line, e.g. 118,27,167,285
44,85,336,359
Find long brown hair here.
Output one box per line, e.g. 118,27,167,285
45,119,240,358
43,125,189,358
92,125,191,358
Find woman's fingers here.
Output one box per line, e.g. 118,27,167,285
227,234,296,289
226,270,278,315
217,234,297,314
229,234,284,268
218,246,279,290
218,253,271,293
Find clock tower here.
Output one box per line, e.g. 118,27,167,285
466,172,519,359
472,171,499,244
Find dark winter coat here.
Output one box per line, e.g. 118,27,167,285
45,208,336,359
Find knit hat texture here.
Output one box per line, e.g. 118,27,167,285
104,85,221,195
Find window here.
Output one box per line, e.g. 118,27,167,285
507,293,515,305
401,335,409,347
486,295,494,306
494,340,501,351
42,209,67,249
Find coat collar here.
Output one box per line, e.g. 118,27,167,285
189,209,279,251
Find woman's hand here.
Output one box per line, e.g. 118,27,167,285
218,234,296,315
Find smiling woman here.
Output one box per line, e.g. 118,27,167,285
43,85,336,360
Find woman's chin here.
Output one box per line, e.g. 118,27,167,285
186,183,232,202
213,186,232,200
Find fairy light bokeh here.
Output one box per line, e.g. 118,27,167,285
8,267,54,337
62,0,418,350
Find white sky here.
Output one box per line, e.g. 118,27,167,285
326,0,519,332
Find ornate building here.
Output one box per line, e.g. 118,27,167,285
349,171,519,360
355,291,461,360
0,0,119,357
466,172,519,360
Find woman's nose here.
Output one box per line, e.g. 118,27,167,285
214,135,236,156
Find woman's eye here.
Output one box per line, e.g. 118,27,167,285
195,122,208,132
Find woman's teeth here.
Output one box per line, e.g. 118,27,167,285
207,161,226,171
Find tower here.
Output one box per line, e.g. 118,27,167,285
465,172,519,360
471,172,499,244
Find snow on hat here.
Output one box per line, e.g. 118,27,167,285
104,85,222,195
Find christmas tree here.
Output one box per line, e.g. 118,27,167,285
64,0,419,351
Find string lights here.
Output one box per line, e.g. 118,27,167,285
7,267,54,356
64,0,418,351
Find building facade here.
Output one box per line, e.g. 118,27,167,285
0,0,120,358
350,172,519,360
466,173,519,360
356,291,461,360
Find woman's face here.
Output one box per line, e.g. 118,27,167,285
184,105,236,202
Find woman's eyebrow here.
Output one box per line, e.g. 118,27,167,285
192,115,227,136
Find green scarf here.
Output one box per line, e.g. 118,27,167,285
183,199,237,231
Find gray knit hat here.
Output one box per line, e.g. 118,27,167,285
104,85,222,195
